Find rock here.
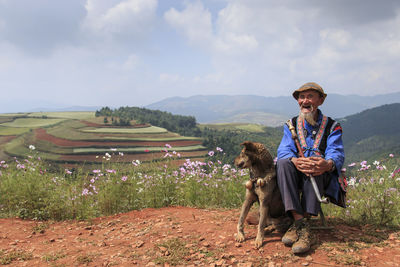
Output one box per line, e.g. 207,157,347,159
305,256,313,261
159,246,168,252
301,262,309,266
202,242,210,247
135,240,144,248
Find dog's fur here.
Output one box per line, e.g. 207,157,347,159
234,141,291,248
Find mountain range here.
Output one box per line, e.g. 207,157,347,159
146,92,400,126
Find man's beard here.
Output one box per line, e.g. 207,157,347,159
299,106,317,126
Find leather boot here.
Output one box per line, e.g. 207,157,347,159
281,221,298,246
292,219,313,254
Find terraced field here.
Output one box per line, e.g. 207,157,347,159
0,111,207,166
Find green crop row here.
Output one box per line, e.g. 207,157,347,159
82,126,168,134
0,118,66,128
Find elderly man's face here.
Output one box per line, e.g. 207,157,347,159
297,89,324,115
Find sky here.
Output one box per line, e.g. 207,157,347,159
1,0,400,112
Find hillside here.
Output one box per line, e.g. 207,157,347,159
339,103,400,162
0,112,206,166
146,92,400,126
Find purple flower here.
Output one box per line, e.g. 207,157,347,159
82,188,89,196
208,151,214,157
360,160,367,166
106,169,116,174
165,144,172,148
348,162,356,167
65,169,72,175
389,153,394,158
121,176,128,182
216,147,223,152
92,169,101,174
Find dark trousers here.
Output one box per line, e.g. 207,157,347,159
276,158,331,216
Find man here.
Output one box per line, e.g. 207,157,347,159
276,82,344,254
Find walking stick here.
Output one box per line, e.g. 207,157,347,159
287,122,329,204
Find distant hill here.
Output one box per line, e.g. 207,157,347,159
146,92,400,126
339,103,400,162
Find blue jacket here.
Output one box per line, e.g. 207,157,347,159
277,109,345,202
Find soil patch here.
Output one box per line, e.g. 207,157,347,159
1,207,399,267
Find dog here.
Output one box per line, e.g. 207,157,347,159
234,141,291,248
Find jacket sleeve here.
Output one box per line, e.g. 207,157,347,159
277,124,298,159
325,127,345,176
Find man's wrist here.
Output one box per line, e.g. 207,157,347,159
327,159,336,172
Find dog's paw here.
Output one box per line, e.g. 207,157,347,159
235,232,245,243
254,234,264,248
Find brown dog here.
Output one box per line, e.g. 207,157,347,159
234,141,291,248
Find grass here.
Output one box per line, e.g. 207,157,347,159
82,126,168,134
0,126,31,136
42,251,66,262
0,148,247,220
155,238,190,265
0,249,33,265
0,118,66,128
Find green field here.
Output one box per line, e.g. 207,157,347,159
0,126,31,136
82,126,168,134
200,123,265,133
28,111,95,120
0,118,66,128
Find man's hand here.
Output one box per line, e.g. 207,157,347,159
291,157,333,176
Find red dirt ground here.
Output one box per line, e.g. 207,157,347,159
35,129,202,147
1,207,399,267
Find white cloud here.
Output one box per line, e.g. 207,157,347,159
83,0,157,40
164,1,213,48
159,73,184,83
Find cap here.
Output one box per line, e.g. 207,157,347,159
292,82,327,100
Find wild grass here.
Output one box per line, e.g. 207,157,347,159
323,155,400,226
0,145,246,220
0,144,399,228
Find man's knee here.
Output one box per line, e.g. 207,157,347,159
277,158,295,171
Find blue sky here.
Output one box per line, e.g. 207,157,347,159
1,0,400,112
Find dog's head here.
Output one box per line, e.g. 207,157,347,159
234,141,273,170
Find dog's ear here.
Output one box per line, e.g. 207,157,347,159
240,141,257,152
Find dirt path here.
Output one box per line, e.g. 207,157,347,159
0,206,399,266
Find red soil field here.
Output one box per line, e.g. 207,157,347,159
35,128,202,148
